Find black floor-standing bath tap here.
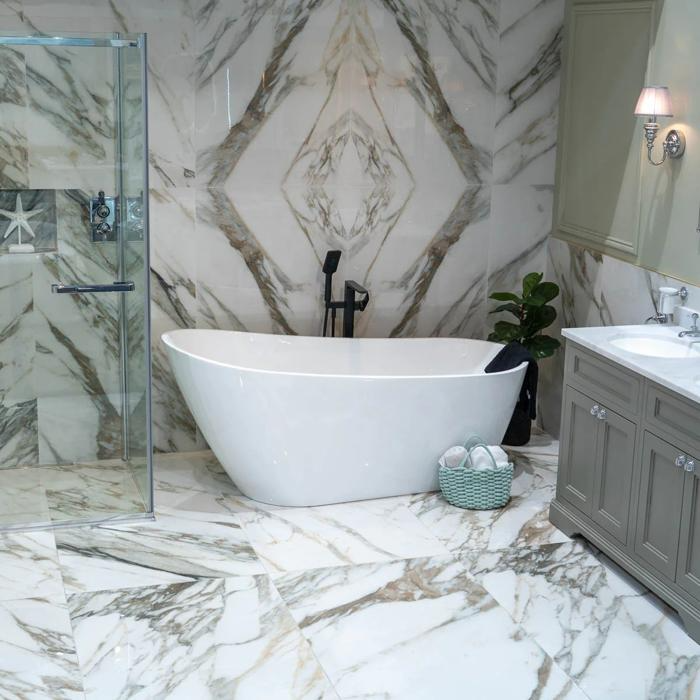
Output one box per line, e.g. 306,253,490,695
321,250,370,338
343,280,370,338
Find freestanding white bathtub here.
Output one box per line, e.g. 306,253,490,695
162,330,527,506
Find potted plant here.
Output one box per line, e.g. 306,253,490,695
488,272,561,445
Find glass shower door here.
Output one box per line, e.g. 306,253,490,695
0,33,152,529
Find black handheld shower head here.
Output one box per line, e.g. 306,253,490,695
322,250,342,274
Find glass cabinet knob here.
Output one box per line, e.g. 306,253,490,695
590,405,600,417
686,460,696,474
676,455,687,468
597,409,607,421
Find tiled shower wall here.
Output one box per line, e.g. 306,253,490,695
0,0,565,457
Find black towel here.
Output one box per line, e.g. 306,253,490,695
484,341,538,420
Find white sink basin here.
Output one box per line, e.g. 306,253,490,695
609,334,700,359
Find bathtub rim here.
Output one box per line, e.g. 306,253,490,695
162,329,529,381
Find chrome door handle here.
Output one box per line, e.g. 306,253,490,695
590,405,600,417
51,281,135,294
676,454,687,468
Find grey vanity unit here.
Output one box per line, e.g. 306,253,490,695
550,329,700,641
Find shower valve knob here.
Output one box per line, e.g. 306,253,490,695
96,203,111,218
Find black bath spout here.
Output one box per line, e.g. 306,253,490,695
343,280,370,338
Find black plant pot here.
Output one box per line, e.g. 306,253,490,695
502,404,532,446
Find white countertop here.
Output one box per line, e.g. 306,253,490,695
562,325,700,406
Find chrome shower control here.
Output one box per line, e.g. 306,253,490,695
90,191,117,242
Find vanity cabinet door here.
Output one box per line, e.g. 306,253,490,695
676,452,700,601
634,433,685,580
591,407,636,544
559,386,600,516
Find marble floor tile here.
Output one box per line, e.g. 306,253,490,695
55,506,265,594
153,449,243,516
276,556,587,700
0,466,50,528
43,461,147,522
238,497,450,578
0,596,84,699
465,540,700,700
0,530,64,603
409,451,569,554
68,575,335,700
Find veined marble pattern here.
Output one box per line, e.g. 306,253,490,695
0,596,83,700
539,237,700,436
2,441,700,697
465,541,700,700
494,0,565,185
0,0,567,454
408,448,570,554
68,576,336,700
0,530,63,602
237,496,450,578
275,556,586,699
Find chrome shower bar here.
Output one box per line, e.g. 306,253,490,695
0,36,140,48
51,281,135,294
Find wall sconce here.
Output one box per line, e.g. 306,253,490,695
634,86,685,166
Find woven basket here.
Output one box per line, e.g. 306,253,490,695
438,437,513,510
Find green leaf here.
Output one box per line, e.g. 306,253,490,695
490,321,523,344
527,281,560,307
489,302,521,317
522,304,557,334
522,272,543,298
489,292,523,303
522,334,561,359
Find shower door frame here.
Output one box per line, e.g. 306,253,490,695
0,32,154,530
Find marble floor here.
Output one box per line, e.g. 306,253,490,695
0,460,148,529
1,435,700,699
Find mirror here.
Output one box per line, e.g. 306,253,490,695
553,0,700,286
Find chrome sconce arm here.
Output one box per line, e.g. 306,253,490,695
641,121,685,166
634,86,685,167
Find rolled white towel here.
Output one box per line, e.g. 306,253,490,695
438,444,510,471
469,445,509,471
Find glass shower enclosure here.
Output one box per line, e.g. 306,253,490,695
0,33,152,529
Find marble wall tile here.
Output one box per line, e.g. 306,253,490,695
0,256,34,406
0,0,572,458
494,0,565,185
0,398,38,468
0,46,29,189
539,237,700,435
68,575,334,699
149,187,201,453
276,556,587,699
487,184,553,311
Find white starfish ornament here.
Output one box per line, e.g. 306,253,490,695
0,193,43,253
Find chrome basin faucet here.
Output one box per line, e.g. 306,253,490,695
679,313,700,338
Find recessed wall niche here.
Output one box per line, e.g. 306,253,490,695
0,189,57,254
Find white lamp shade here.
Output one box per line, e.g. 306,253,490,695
634,86,673,118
